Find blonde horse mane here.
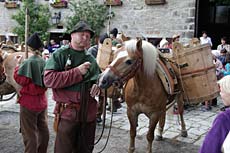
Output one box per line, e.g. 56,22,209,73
125,39,158,77
218,75,230,93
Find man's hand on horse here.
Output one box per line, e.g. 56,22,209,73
90,84,101,97
77,62,91,75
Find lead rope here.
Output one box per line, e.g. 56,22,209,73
94,89,107,145
95,87,115,153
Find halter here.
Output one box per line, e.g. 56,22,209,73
107,57,142,87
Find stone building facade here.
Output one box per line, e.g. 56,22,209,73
0,0,197,44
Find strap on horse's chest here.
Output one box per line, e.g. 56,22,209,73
156,57,179,95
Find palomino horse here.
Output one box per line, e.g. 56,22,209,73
0,47,32,95
98,39,187,153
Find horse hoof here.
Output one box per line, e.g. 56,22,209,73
181,130,188,137
155,135,163,141
128,147,135,153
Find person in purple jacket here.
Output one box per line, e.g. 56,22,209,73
199,75,230,153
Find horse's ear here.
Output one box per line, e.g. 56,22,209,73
136,38,143,57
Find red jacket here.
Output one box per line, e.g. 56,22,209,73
14,66,47,112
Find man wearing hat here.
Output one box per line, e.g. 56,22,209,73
44,20,101,153
14,32,49,153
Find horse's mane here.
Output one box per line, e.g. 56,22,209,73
125,39,158,77
218,75,230,93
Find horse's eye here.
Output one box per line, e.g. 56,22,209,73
125,59,132,65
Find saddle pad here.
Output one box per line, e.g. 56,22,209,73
156,58,175,95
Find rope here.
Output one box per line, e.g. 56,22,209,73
0,92,16,101
174,45,190,105
94,89,107,145
95,86,115,153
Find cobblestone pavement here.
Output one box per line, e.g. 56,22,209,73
0,89,224,151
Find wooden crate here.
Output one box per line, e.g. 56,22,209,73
96,38,113,70
172,42,219,104
145,0,166,5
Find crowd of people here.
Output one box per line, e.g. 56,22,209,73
10,18,230,153
13,20,127,153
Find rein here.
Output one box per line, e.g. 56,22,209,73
94,88,116,153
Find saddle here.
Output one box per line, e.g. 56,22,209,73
156,56,179,96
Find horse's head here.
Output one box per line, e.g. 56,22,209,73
99,40,146,88
98,39,158,89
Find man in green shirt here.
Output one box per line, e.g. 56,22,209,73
44,21,101,153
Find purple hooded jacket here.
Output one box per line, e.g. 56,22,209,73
199,109,230,153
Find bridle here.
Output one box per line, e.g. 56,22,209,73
0,57,6,85
107,57,142,88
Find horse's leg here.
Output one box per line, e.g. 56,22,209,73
127,107,138,153
155,111,166,141
177,94,187,137
146,113,160,153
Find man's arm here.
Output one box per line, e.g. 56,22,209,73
44,61,91,89
44,68,83,89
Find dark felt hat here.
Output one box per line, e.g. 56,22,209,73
99,33,109,44
70,21,95,38
27,33,43,50
110,28,118,37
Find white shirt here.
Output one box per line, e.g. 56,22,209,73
200,36,213,47
217,44,230,52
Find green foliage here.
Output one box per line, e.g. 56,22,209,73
12,0,51,42
66,0,111,38
214,0,230,5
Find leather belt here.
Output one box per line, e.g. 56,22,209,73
60,102,80,110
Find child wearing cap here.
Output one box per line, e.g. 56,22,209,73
14,32,49,153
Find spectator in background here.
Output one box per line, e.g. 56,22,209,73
110,28,120,47
200,31,212,47
48,39,60,53
199,75,230,153
61,39,69,47
218,48,227,66
43,41,49,50
88,33,109,58
212,52,223,80
221,53,230,76
217,37,230,52
168,34,180,49
42,49,50,62
159,38,170,48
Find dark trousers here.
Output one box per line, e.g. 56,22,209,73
20,106,49,153
54,119,96,153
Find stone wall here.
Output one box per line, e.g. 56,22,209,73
0,0,196,43
99,0,196,43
